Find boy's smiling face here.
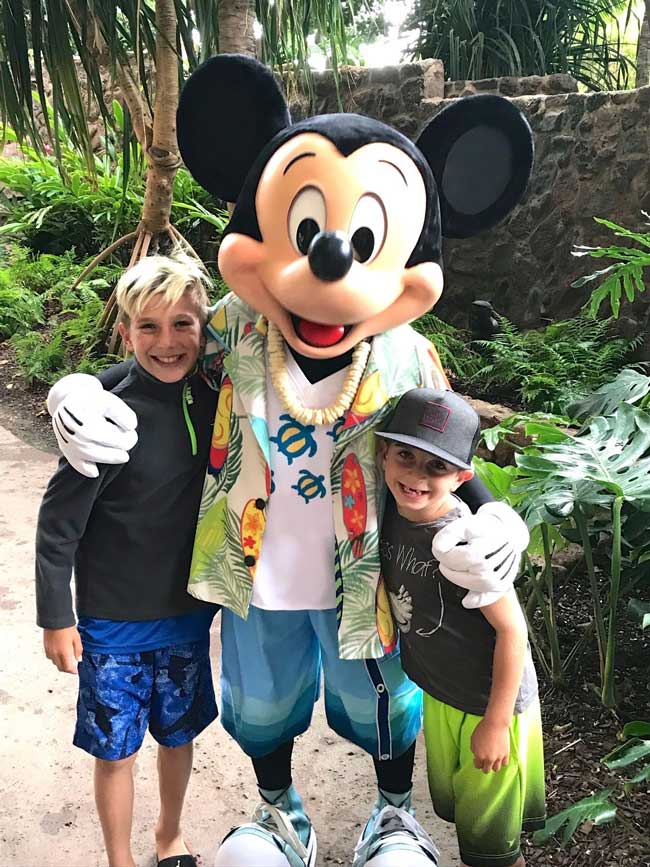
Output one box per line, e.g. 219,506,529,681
118,292,203,383
382,441,473,523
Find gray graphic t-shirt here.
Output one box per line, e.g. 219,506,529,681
380,496,538,717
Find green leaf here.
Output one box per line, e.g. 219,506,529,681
594,217,650,250
473,456,518,501
622,721,650,739
514,404,650,528
573,215,650,318
603,738,650,770
173,199,228,230
532,789,616,847
627,763,650,786
571,264,617,288
567,369,650,423
0,221,26,236
479,412,571,451
112,98,124,128
549,408,650,489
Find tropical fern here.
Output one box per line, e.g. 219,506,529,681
413,312,484,382
470,315,638,413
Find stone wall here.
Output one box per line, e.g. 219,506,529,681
289,60,445,139
444,72,577,99
438,87,650,339
291,63,650,347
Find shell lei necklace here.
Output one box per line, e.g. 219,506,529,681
267,321,371,426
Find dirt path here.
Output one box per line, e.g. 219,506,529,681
0,424,459,866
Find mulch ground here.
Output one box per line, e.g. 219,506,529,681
2,341,649,867
523,572,650,867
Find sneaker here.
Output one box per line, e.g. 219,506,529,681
353,792,439,867
215,784,317,867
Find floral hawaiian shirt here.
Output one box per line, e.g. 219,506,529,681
188,293,448,660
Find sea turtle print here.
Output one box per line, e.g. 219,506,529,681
291,469,327,503
270,414,318,465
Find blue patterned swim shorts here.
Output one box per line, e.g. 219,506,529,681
73,640,217,760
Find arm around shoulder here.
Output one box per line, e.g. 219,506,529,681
47,371,138,478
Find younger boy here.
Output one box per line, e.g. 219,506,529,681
376,388,545,867
35,253,219,867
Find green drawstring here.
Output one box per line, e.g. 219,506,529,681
182,382,198,456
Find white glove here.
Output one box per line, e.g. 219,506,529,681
432,501,529,609
47,373,138,478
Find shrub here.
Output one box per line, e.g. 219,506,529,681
0,243,123,382
10,292,113,384
0,280,44,338
0,138,225,259
10,331,68,384
469,315,638,413
0,244,121,302
413,312,484,382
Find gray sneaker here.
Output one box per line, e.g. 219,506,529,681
214,784,317,867
353,792,439,867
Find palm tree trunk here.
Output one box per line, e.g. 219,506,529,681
140,0,182,236
72,0,185,350
67,0,179,236
218,0,257,55
636,1,650,88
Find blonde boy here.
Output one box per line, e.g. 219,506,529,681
36,253,219,867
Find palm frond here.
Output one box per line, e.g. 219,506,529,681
2,0,359,168
406,0,637,90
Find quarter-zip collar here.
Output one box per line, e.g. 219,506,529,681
131,357,196,402
130,358,199,456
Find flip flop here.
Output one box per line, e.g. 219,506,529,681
157,855,198,867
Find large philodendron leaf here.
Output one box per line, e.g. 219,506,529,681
567,368,650,423
514,404,650,527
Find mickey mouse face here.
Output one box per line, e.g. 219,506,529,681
218,132,442,357
177,55,533,359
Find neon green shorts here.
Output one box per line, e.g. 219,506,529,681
423,693,546,867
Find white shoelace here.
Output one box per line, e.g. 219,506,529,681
353,805,440,865
253,801,309,861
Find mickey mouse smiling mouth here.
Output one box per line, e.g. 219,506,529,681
290,314,353,349
218,132,444,359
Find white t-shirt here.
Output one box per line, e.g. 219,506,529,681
251,350,347,610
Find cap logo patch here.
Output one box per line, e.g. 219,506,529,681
419,402,450,433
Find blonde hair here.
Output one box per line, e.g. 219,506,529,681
116,249,211,323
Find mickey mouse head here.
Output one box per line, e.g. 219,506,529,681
177,54,533,359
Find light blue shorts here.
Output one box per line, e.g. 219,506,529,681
220,606,422,759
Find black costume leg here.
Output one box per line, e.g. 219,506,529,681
252,738,295,792
373,740,416,796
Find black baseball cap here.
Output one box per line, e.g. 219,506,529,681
376,388,480,470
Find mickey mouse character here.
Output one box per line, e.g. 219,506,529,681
48,54,533,867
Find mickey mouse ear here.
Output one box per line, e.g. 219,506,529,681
177,54,291,202
416,95,533,239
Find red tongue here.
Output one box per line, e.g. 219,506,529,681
296,319,345,348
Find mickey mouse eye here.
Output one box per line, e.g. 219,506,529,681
288,186,327,255
349,194,386,263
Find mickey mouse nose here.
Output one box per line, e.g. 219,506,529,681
308,231,354,282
